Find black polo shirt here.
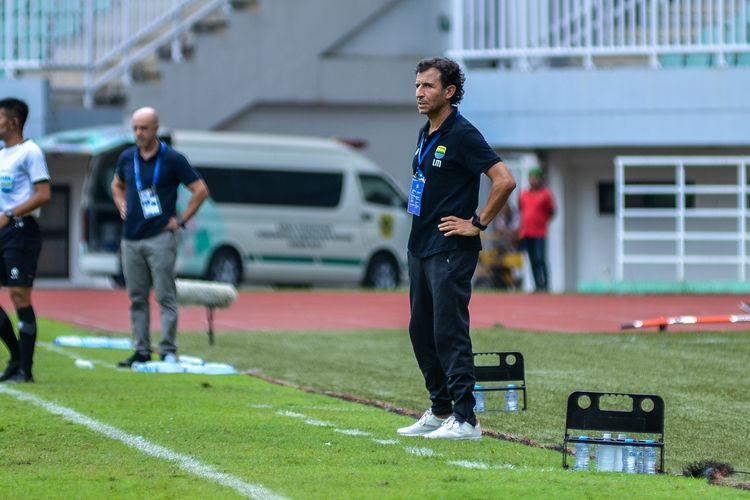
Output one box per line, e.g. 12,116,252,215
408,108,501,258
115,144,201,241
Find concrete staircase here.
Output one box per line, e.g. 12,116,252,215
125,0,414,130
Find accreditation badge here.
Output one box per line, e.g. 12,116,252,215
138,188,163,219
407,177,425,216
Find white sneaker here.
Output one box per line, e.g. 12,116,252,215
396,409,446,436
423,416,481,440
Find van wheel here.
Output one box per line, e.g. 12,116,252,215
364,253,400,290
207,248,243,286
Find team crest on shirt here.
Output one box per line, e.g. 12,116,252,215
434,145,447,159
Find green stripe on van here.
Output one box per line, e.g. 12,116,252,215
248,255,361,266
320,257,361,266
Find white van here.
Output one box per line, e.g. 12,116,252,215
43,127,410,288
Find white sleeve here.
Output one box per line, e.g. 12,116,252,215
26,142,51,183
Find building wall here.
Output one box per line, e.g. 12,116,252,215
0,78,49,139
460,67,750,149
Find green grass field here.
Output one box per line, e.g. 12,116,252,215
1,319,749,498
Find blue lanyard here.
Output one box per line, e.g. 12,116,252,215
415,132,441,179
414,110,459,178
134,141,165,191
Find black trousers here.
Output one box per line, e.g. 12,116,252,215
408,249,478,426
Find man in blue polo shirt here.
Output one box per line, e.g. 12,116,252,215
397,58,516,440
112,107,209,367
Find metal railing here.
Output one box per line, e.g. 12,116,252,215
1,0,231,106
449,0,750,69
615,156,750,284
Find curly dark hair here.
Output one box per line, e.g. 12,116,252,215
415,57,465,106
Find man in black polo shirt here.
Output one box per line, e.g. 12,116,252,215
112,107,209,367
396,58,516,440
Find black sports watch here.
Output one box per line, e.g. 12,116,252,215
471,214,487,231
177,217,186,229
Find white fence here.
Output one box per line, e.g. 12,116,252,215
615,156,750,284
1,0,231,106
449,0,750,69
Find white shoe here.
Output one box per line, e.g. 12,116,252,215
423,416,481,440
396,409,446,436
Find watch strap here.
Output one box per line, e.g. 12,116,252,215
471,214,487,231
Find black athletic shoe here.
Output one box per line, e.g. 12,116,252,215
117,352,151,368
0,359,20,382
3,369,33,383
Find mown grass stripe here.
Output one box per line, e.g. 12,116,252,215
0,385,285,500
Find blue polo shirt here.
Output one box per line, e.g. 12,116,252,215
408,108,502,257
115,144,200,241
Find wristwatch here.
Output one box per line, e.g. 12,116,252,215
471,214,488,231
4,208,13,218
177,217,186,229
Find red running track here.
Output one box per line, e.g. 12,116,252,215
3,289,750,334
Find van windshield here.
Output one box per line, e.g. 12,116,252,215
85,145,129,252
359,174,407,208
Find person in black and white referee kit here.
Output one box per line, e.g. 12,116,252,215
0,98,52,383
397,58,516,440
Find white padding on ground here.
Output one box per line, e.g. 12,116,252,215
176,279,237,309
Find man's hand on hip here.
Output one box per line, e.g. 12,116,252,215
438,216,480,237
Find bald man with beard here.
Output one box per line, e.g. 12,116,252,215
112,107,209,367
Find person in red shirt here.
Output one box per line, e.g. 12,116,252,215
519,168,556,291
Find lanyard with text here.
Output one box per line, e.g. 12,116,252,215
134,141,166,219
408,132,442,216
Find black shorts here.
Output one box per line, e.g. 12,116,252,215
0,216,42,287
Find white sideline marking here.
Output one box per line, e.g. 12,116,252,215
447,460,489,469
276,410,333,427
405,447,440,457
333,428,370,437
38,342,114,369
0,385,285,500
372,438,399,445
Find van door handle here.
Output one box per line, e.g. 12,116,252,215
361,212,373,222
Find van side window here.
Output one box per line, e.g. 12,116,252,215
359,174,406,208
197,167,343,208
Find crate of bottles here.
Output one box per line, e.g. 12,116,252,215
562,391,664,473
472,351,528,412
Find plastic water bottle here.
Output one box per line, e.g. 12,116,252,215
622,438,638,473
74,359,94,369
163,353,177,364
178,355,204,365
504,384,519,412
473,385,485,413
131,361,185,373
642,440,657,474
574,436,590,471
613,433,626,472
194,362,238,375
595,432,615,471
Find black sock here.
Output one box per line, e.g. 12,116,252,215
0,307,19,361
17,306,37,375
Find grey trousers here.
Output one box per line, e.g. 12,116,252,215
121,230,179,355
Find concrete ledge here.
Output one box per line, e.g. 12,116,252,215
579,281,750,294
